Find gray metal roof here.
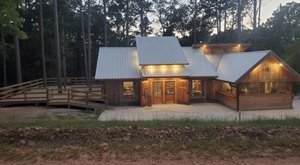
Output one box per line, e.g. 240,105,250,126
136,36,189,65
216,50,271,83
183,47,218,77
142,65,189,78
95,47,141,79
205,54,222,70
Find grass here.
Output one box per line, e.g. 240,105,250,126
1,118,300,128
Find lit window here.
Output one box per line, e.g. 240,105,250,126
192,80,203,96
123,81,134,98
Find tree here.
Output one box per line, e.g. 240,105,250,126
87,0,92,89
1,31,7,86
103,0,107,47
53,0,62,91
0,0,27,84
125,0,130,46
80,0,88,80
39,0,47,87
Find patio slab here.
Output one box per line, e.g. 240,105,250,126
98,99,300,121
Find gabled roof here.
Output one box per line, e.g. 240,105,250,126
136,36,189,65
95,47,141,79
216,50,271,83
182,47,218,77
204,54,222,70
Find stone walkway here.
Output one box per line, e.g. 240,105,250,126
98,99,300,121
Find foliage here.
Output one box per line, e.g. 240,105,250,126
0,0,26,38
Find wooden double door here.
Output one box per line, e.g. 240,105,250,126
153,81,176,104
141,79,189,106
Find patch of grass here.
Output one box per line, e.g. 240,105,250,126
1,118,300,129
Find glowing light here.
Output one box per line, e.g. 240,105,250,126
279,63,283,67
203,45,207,48
237,44,241,47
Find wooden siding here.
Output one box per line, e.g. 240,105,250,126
239,93,293,110
215,91,237,110
104,80,140,106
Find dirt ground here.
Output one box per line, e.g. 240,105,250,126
0,106,95,121
1,156,300,165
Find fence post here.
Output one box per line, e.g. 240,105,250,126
86,92,89,110
67,90,70,109
46,88,49,109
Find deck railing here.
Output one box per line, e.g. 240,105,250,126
0,77,107,109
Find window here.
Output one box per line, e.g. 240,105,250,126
239,81,291,95
217,82,236,96
192,80,203,97
123,81,134,99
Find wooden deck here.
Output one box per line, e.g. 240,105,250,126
0,78,108,110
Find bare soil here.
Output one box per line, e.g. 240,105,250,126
0,106,95,121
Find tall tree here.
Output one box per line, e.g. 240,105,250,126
87,0,92,89
193,0,198,44
61,16,67,89
1,31,7,86
53,0,62,91
80,0,88,80
125,0,130,46
39,0,47,87
253,0,257,29
237,0,242,42
103,0,107,46
258,0,262,26
14,35,22,83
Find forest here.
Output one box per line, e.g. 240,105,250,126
0,0,300,87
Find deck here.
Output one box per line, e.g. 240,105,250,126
0,77,108,110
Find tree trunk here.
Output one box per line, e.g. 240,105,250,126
193,0,197,44
61,16,67,89
237,0,242,42
39,0,47,87
224,9,227,31
253,0,257,29
139,1,144,36
80,0,88,80
258,0,262,26
53,0,62,91
126,0,130,46
14,35,22,83
103,0,107,47
1,31,7,86
87,0,92,89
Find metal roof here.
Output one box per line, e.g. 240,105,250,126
141,65,189,78
95,47,141,79
204,54,222,70
216,50,271,83
182,47,218,77
136,36,189,65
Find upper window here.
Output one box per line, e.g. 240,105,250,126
192,80,203,97
123,81,134,99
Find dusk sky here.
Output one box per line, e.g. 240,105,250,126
260,0,300,23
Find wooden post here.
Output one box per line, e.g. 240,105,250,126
236,84,241,122
86,92,89,110
67,90,70,109
46,88,49,108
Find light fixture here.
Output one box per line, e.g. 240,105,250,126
237,44,241,47
203,44,207,48
279,63,283,67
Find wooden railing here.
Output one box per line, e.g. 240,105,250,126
0,77,107,109
46,86,107,109
0,79,44,99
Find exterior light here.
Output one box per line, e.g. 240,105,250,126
203,44,207,48
237,44,241,47
279,63,283,67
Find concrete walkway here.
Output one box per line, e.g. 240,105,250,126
98,99,300,121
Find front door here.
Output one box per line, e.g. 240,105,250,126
153,82,163,104
165,81,175,103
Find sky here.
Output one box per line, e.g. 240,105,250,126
260,0,300,23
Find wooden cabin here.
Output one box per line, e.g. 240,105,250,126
95,36,300,110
